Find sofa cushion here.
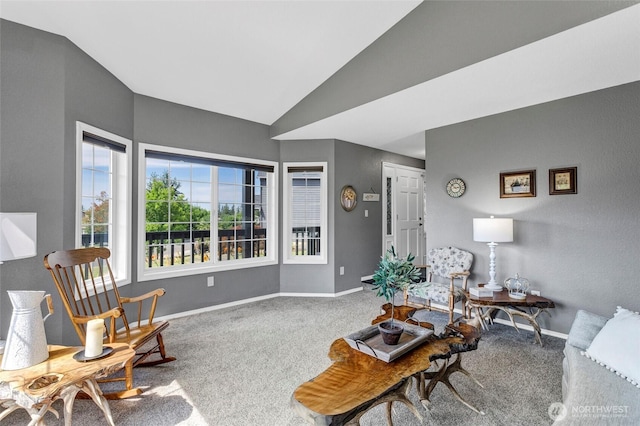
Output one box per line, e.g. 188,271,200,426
566,309,607,351
583,306,640,388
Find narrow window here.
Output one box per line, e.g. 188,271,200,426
283,163,327,264
76,122,132,286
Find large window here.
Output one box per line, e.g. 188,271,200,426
138,143,277,280
283,162,327,264
76,122,132,285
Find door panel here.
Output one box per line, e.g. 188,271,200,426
396,169,424,262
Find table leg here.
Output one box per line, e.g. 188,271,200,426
345,378,422,426
503,307,547,346
416,354,484,415
474,305,549,346
80,379,115,426
59,379,114,426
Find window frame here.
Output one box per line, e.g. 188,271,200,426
75,121,132,288
137,143,278,281
282,162,328,264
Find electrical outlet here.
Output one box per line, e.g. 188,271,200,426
207,276,215,287
339,266,345,276
364,209,369,217
531,290,540,296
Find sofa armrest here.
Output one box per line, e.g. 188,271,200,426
566,309,608,351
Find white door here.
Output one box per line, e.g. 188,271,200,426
382,163,425,263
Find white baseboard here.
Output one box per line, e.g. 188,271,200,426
281,286,363,298
156,293,280,322
156,286,364,322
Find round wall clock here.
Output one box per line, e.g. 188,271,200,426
446,178,466,198
340,185,357,211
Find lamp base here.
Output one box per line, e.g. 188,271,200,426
484,283,503,292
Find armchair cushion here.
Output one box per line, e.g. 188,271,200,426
418,282,465,304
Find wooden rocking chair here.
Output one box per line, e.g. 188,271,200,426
44,247,176,398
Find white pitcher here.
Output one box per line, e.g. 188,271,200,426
1,290,53,370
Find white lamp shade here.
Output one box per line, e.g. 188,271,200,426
0,213,37,262
473,217,513,243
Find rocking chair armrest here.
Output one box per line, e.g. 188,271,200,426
74,307,124,323
120,288,166,304
120,288,166,327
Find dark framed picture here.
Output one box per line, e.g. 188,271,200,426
549,167,577,195
500,169,536,198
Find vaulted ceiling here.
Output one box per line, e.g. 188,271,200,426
2,1,639,159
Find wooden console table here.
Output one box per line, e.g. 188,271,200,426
465,289,555,346
291,304,481,425
0,343,134,426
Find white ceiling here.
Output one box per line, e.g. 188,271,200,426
1,1,639,159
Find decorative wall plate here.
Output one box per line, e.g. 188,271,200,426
340,185,357,211
446,178,466,198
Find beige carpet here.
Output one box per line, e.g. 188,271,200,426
2,288,566,425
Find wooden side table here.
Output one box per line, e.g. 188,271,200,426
465,289,556,346
0,343,134,426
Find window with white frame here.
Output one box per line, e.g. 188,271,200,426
283,162,327,264
76,122,132,285
138,143,277,280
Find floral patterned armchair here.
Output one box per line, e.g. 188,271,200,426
403,247,473,324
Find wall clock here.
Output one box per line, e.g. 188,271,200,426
340,185,357,211
446,178,466,198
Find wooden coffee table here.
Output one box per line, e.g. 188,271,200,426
291,304,481,425
0,343,134,426
465,289,555,346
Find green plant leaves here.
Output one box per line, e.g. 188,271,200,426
371,246,422,302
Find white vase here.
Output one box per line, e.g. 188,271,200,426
1,290,53,370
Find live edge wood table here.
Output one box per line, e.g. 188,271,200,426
0,343,135,426
465,289,556,346
291,304,481,426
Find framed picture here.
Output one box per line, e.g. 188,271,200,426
500,169,536,198
549,167,577,195
340,185,357,211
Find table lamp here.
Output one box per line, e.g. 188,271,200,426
473,216,513,292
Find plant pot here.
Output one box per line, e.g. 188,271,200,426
378,321,404,345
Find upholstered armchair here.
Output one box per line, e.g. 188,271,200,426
403,247,473,324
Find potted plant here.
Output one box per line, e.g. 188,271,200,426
371,246,423,345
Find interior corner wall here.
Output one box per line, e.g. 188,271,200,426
424,81,640,334
0,19,134,344
333,140,424,294
279,140,336,294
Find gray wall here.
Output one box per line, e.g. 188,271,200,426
333,140,423,293
272,0,635,138
279,140,335,294
425,81,640,334
0,20,134,344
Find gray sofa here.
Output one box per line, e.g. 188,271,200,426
553,310,639,425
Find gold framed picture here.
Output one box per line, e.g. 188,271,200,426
500,170,536,198
549,167,577,195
